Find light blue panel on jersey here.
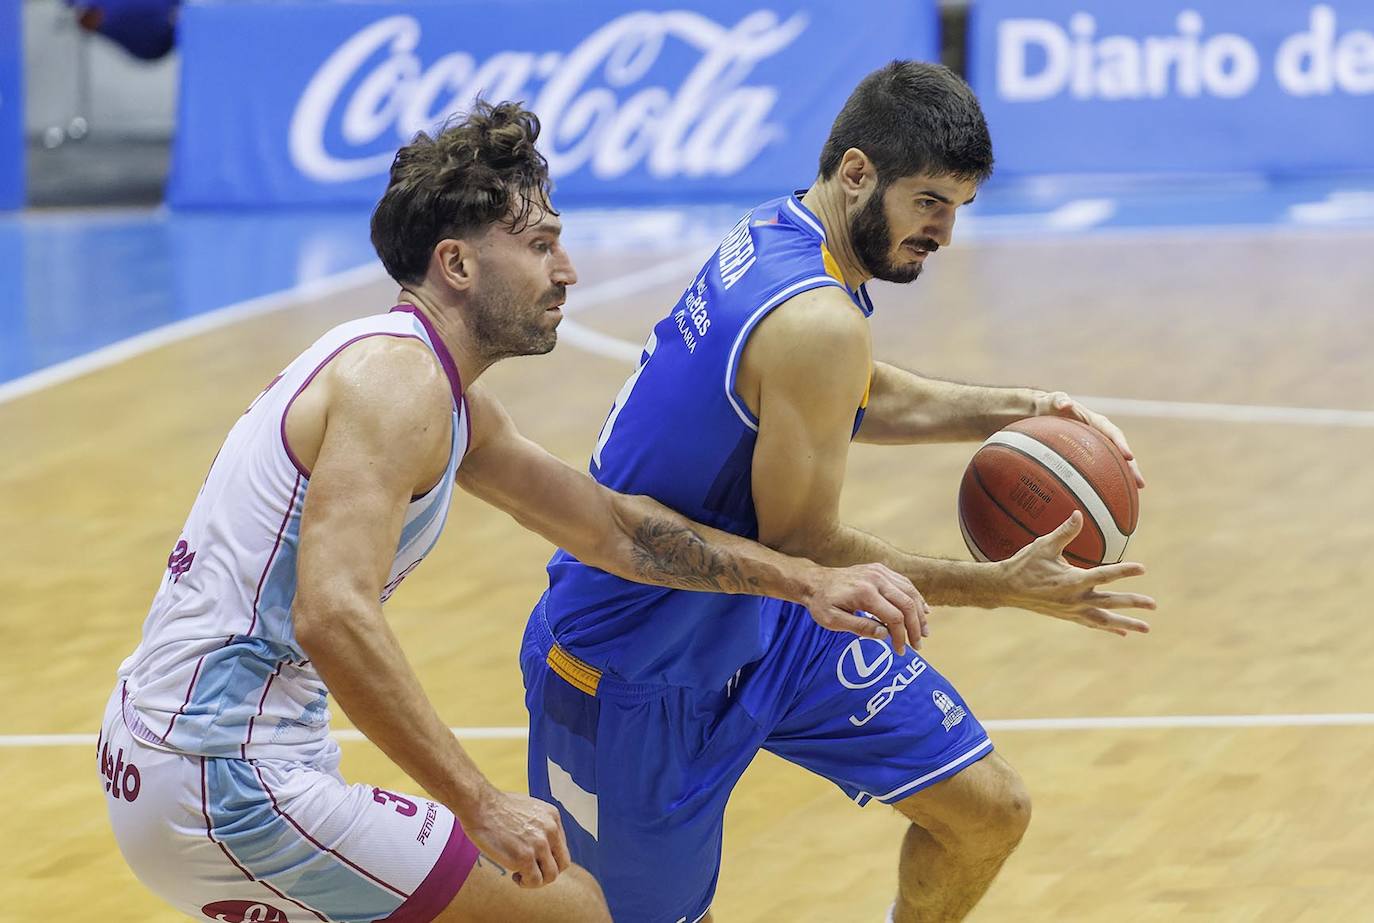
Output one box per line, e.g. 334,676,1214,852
168,0,938,207
0,0,23,209
969,0,1374,175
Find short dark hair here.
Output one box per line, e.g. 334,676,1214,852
371,99,556,285
818,61,993,185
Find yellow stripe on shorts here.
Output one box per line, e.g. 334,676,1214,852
547,644,602,696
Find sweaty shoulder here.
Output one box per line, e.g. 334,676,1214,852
330,335,450,417
737,285,871,412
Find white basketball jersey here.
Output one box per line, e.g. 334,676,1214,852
117,306,470,765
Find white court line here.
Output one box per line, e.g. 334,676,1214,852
1074,395,1374,428
0,262,389,406
0,251,706,406
967,198,1117,236
4,246,1371,436
556,251,706,365
7,713,1374,748
561,312,1374,428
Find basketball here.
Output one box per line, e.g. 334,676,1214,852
958,416,1139,568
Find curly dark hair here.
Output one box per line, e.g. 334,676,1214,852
819,61,993,185
370,99,556,285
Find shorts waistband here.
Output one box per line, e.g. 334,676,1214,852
531,608,665,704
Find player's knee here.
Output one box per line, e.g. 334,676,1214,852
961,756,1031,856
898,754,1031,856
561,865,613,923
984,770,1032,851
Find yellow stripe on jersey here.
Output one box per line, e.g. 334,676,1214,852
821,242,844,283
819,242,873,411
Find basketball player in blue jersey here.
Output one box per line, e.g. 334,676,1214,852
97,101,927,923
523,63,1158,922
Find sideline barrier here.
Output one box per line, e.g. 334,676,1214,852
0,0,22,209
169,0,937,207
969,1,1374,175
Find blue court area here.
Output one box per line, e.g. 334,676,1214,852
3,172,1373,387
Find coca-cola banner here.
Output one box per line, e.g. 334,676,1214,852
0,0,21,210
970,0,1374,174
168,0,937,207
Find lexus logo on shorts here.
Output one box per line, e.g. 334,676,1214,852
836,637,894,690
201,901,289,922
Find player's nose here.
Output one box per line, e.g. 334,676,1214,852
553,253,578,287
930,216,955,249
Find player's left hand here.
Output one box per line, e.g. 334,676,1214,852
802,563,930,655
1035,391,1145,489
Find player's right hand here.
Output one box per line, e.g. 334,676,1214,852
999,511,1156,635
802,562,929,655
463,786,571,889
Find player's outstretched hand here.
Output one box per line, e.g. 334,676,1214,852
1036,390,1146,489
463,786,570,889
1000,511,1155,636
802,563,930,655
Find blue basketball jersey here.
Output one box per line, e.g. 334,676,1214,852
541,193,876,689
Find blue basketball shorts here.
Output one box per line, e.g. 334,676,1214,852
521,598,992,923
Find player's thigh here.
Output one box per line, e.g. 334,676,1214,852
523,638,759,922
433,858,610,923
759,609,993,807
100,683,489,923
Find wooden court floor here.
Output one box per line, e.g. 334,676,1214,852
3,228,1373,921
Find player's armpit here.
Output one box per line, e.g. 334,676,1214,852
739,288,872,559
293,339,453,625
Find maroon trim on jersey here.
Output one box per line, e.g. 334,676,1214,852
461,393,473,462
380,817,480,923
251,763,411,899
280,332,428,479
199,757,331,922
389,304,466,406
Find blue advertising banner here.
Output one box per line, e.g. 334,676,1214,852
970,1,1374,175
0,0,23,209
169,0,938,207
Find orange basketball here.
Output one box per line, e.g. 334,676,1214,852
958,416,1139,568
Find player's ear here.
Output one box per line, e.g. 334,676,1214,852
433,238,476,293
838,148,875,199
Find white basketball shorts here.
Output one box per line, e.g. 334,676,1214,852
98,684,478,923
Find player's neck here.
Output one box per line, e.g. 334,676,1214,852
800,182,872,289
396,290,495,388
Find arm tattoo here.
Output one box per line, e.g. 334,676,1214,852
630,517,765,594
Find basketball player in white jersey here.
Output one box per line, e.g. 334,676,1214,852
97,101,928,923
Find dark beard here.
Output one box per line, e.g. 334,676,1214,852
468,284,562,361
850,186,929,284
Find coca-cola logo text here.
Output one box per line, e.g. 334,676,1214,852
288,10,808,183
